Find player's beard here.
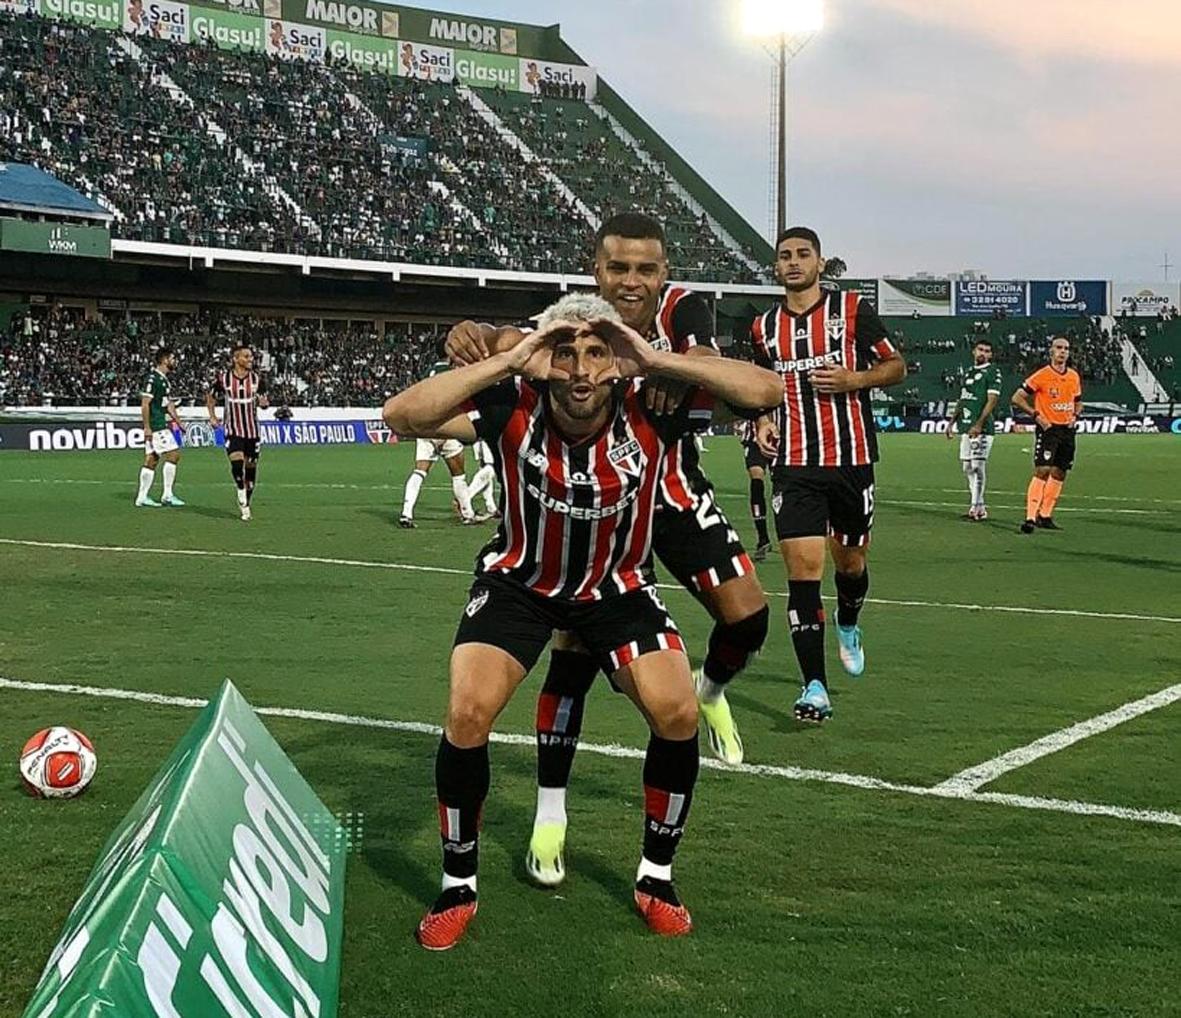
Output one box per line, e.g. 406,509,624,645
782,267,819,293
551,380,613,423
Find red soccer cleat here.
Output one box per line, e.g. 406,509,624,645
634,876,693,937
416,886,478,951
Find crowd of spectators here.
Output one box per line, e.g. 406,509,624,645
0,12,760,282
0,305,443,407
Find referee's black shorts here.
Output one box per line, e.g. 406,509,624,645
1034,425,1075,472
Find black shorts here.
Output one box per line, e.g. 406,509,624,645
652,489,753,596
771,464,875,547
1034,425,1075,472
226,435,260,460
454,574,685,676
743,440,768,472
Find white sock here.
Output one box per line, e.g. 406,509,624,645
974,460,988,506
962,461,975,505
401,469,425,519
162,461,176,499
534,785,567,827
469,464,496,511
695,669,726,705
452,473,474,520
636,857,672,883
237,487,248,508
137,467,155,501
441,873,477,893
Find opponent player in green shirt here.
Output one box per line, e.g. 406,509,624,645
135,346,185,508
945,337,1002,520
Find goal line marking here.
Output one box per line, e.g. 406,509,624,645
934,682,1181,793
2,538,1179,625
1,676,1177,830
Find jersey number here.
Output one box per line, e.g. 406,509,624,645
695,491,723,531
862,484,876,520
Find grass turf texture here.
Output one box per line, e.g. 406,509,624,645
1,433,1179,1017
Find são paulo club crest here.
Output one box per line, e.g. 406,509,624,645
365,419,396,444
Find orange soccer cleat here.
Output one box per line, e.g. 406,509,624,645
416,886,478,951
634,876,693,937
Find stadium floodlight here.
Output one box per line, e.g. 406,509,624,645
740,0,824,240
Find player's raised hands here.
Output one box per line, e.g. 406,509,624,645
586,317,658,380
446,320,492,366
506,320,577,381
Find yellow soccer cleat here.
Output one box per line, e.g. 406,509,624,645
525,820,567,887
694,669,744,765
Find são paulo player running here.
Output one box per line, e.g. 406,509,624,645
752,227,907,722
207,343,268,521
383,294,782,949
447,213,772,889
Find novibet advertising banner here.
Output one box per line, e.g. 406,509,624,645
20,681,346,1018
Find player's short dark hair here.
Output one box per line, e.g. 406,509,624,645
154,346,173,365
231,342,251,355
974,337,992,347
776,226,822,255
594,212,666,255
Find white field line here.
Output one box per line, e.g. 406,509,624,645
2,676,1178,830
3,537,1180,625
5,476,1179,512
934,683,1181,794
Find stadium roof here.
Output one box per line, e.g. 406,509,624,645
0,163,112,223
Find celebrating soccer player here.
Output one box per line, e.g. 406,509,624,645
945,338,1003,520
1011,336,1082,533
135,346,185,508
751,227,907,722
383,294,782,949
447,213,773,888
207,343,268,521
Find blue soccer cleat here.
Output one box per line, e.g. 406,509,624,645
793,679,832,723
836,624,865,677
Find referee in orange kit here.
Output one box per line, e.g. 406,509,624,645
1011,336,1083,534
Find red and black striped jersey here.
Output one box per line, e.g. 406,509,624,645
463,377,713,601
212,369,264,439
751,291,896,467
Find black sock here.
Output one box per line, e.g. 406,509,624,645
230,459,245,489
787,579,826,688
641,732,699,868
835,568,869,628
535,650,599,789
702,605,769,686
749,477,769,545
435,736,490,883
245,463,257,504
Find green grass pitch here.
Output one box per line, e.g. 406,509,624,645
1,433,1179,1017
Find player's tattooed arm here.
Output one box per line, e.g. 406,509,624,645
446,321,527,366
205,389,219,428
140,394,153,438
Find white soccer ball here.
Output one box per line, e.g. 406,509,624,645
19,726,97,799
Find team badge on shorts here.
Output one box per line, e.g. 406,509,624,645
465,589,490,618
772,493,784,513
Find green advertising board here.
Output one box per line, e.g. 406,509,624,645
1,218,111,259
191,6,265,50
187,0,264,15
20,681,347,1018
278,0,558,57
40,0,120,27
326,27,399,73
455,48,518,89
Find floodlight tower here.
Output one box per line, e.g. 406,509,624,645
741,0,824,240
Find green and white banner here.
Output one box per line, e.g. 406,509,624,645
20,681,346,1018
877,277,952,317
191,5,264,50
0,219,111,258
42,0,121,28
455,48,518,89
326,26,399,73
